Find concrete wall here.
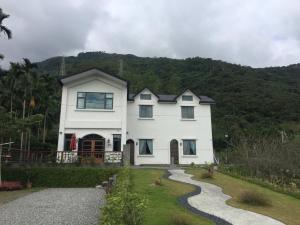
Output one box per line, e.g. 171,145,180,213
126,89,214,165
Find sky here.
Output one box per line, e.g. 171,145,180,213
1,0,300,68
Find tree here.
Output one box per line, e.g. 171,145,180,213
0,8,12,39
0,8,12,60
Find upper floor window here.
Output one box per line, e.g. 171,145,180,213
139,139,153,155
183,140,196,155
140,94,151,100
77,92,113,110
182,95,193,101
139,105,153,118
181,106,194,119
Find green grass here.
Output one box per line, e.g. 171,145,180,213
0,188,42,205
187,168,300,225
131,169,214,225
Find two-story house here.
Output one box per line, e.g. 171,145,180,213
57,68,215,165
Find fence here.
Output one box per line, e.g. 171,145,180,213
0,148,123,165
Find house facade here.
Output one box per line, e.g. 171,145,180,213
57,68,215,165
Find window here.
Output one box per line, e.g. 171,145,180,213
77,92,113,109
181,106,194,119
139,139,153,155
139,105,153,118
182,95,193,101
183,140,196,155
140,94,151,100
113,134,121,152
64,134,73,151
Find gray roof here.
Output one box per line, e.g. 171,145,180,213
128,93,215,104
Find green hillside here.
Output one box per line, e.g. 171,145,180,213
37,51,300,148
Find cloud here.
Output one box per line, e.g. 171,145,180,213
1,0,300,68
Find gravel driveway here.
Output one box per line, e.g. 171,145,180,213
0,188,105,225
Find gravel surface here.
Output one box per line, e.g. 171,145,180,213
169,169,285,225
0,188,105,225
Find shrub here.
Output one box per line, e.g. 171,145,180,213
238,190,271,206
154,178,162,186
2,167,120,187
171,214,191,225
201,171,214,179
102,167,147,225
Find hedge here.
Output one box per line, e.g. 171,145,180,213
2,167,121,187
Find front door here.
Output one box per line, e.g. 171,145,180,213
170,139,179,165
81,137,105,164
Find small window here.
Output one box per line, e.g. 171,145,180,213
113,134,121,152
139,139,153,155
139,105,153,118
76,92,113,110
140,94,151,100
182,95,193,101
181,106,194,119
183,140,196,155
64,134,73,151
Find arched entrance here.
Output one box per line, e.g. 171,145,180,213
126,139,135,165
170,139,179,165
78,134,105,164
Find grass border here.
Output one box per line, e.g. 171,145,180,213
218,169,300,200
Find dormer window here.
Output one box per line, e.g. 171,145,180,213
140,94,151,100
182,95,193,101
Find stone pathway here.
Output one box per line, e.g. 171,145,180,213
0,188,105,225
168,169,285,225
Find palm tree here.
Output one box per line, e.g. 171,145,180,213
18,59,37,158
0,8,12,39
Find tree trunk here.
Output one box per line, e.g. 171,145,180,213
19,99,26,162
27,129,31,161
0,138,3,184
8,94,13,151
42,109,48,144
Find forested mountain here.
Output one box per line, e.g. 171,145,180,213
1,51,299,150
36,51,300,148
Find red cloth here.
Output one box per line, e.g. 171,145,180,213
69,134,77,150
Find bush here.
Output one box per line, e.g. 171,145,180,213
154,178,162,186
171,214,191,225
2,167,120,187
201,171,214,179
238,190,271,206
102,167,147,225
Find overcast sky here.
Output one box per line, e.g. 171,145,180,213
1,0,300,68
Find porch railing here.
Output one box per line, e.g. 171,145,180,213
0,148,123,165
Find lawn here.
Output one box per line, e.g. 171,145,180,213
131,169,214,225
0,188,41,206
187,168,300,225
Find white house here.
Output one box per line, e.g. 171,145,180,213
57,68,215,165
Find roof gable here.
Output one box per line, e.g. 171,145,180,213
131,87,159,100
59,68,128,86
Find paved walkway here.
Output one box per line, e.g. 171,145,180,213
168,169,285,225
0,188,105,225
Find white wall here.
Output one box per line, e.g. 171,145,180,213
57,71,214,165
127,89,214,165
57,71,127,152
